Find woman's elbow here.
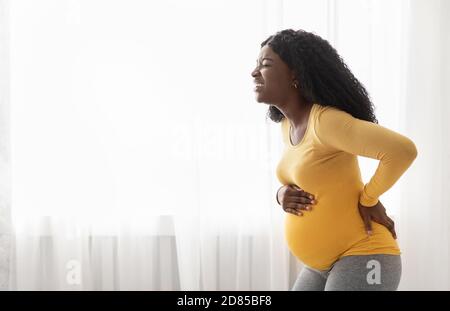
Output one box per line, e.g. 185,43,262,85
403,138,418,161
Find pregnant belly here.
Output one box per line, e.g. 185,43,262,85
284,203,361,270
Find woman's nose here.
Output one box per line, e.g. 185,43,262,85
251,67,260,77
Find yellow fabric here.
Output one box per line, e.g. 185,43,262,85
276,103,417,271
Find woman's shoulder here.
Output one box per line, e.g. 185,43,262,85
313,103,354,125
314,103,349,116
311,103,356,145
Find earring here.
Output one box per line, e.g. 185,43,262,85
292,81,298,89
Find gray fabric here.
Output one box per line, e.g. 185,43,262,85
291,254,402,291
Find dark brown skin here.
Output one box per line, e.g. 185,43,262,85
277,185,316,216
358,201,397,239
251,45,313,142
252,45,397,239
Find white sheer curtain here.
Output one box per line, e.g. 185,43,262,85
0,0,448,290
0,0,11,291
397,0,450,291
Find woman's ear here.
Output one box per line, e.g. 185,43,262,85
290,71,299,84
290,71,298,88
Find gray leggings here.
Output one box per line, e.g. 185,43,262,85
291,254,402,291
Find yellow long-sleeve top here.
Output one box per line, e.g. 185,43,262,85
276,103,418,271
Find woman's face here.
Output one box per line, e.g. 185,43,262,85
251,45,294,105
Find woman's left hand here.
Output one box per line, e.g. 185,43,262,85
358,200,397,239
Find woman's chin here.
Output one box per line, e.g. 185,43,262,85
254,93,268,103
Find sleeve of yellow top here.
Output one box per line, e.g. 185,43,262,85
315,107,418,207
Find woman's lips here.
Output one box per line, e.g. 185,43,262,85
254,83,264,92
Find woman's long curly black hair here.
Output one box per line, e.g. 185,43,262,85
262,29,378,124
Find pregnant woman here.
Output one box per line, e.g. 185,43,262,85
251,29,417,291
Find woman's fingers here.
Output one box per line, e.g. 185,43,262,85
284,201,313,216
363,215,373,235
372,216,397,239
287,196,316,205
391,229,397,239
285,202,311,211
289,185,315,199
283,185,316,216
291,185,303,191
285,208,303,216
386,216,395,225
385,216,397,239
385,217,394,228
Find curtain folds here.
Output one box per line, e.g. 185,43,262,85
0,0,11,291
397,0,450,290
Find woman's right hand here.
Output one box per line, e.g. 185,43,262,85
277,185,316,216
